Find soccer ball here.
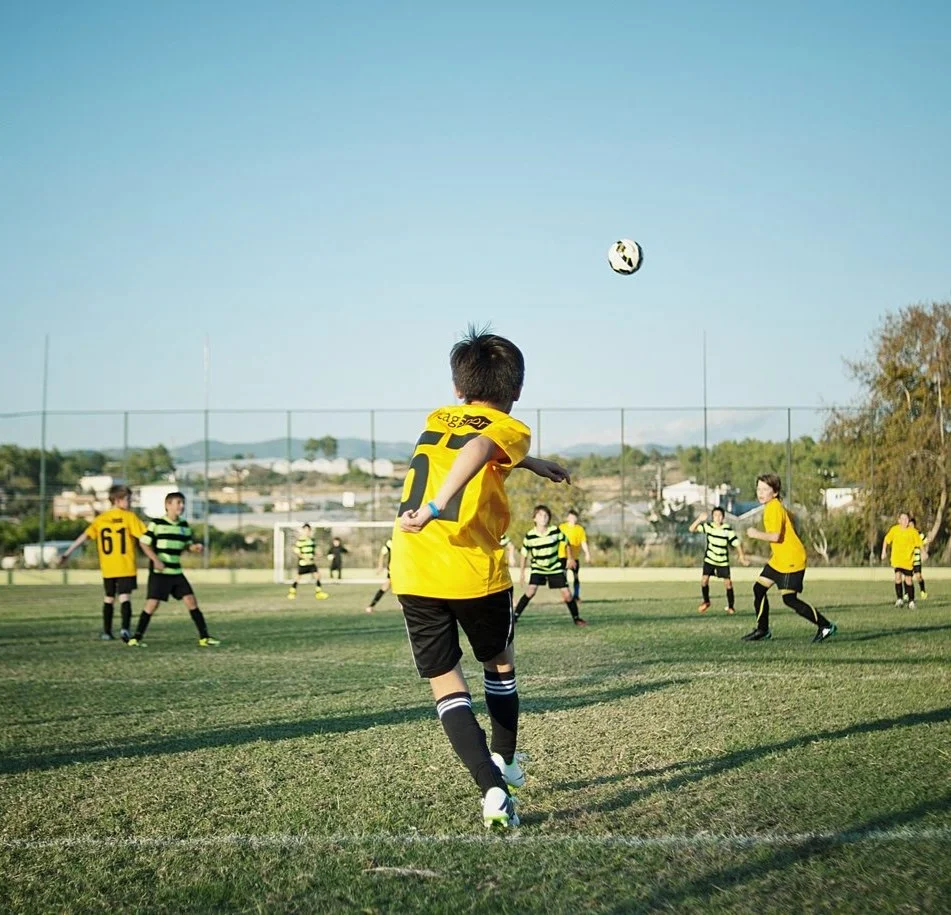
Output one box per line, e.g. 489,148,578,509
607,239,643,275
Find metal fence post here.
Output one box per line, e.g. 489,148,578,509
619,408,626,568
786,408,793,504
38,335,49,568
203,408,210,567
286,411,292,521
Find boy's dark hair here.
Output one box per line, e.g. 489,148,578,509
108,484,132,503
756,473,782,497
301,523,312,531
908,515,918,525
567,508,579,518
450,325,525,406
165,491,186,504
533,505,552,521
711,505,725,518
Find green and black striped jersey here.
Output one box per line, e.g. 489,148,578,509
295,536,317,567
142,516,194,576
521,525,568,575
698,522,738,568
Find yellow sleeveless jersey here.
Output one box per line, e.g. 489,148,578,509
390,404,531,598
883,524,919,569
558,521,587,558
763,498,807,572
84,508,148,578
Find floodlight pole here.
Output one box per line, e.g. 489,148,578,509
38,334,49,568
702,331,709,510
202,337,210,568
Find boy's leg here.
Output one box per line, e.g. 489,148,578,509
131,599,159,643
559,587,584,625
743,576,773,639
904,575,915,605
514,585,537,618
118,591,134,639
483,645,518,767
699,573,711,612
182,586,216,643
102,596,115,637
288,575,299,598
571,560,581,601
894,571,904,604
724,577,736,614
916,570,927,597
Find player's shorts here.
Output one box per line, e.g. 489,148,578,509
297,564,318,575
913,564,922,574
701,562,731,579
893,567,913,576
399,588,514,679
103,576,137,596
529,571,569,589
760,564,805,593
147,574,195,603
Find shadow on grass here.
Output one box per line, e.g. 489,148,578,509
0,679,687,775
847,624,951,642
604,790,951,915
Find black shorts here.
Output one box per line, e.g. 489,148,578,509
147,574,195,602
529,571,569,589
399,588,514,679
701,562,731,579
893,567,913,576
913,564,922,574
297,564,318,575
760,564,805,593
103,576,137,597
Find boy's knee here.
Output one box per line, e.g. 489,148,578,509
753,581,769,600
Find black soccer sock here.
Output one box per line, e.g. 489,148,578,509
368,589,385,608
290,581,298,591
189,607,209,639
120,600,133,632
566,598,580,620
919,576,926,592
905,582,915,602
895,582,904,600
514,594,531,619
701,584,710,603
315,578,323,589
436,692,506,796
102,602,113,634
572,572,581,601
781,592,830,629
753,582,770,630
483,669,519,763
133,610,153,640
726,587,735,609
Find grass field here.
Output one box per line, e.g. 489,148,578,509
1,580,950,914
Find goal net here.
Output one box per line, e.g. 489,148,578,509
272,520,394,584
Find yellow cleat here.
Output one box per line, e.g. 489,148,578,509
127,638,145,648
921,591,928,600
315,590,329,600
198,637,221,647
287,589,297,600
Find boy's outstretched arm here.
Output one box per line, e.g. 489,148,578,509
57,531,90,565
400,435,500,533
517,455,571,484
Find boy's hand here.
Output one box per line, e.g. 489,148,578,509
190,543,203,553
153,559,166,571
697,511,708,522
567,558,577,570
56,554,68,568
532,458,571,484
399,508,432,534
741,556,751,566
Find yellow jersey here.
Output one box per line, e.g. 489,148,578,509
390,404,531,599
558,522,587,559
883,524,919,570
84,508,148,578
762,498,806,572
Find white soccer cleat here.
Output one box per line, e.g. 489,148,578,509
908,600,917,610
491,751,526,789
482,786,519,830
894,599,904,607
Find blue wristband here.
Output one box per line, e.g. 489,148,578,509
427,500,440,518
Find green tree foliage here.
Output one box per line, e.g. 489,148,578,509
825,302,951,561
123,445,176,485
505,458,590,543
304,436,339,460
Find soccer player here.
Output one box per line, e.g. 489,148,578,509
127,492,220,647
908,516,929,600
743,473,837,643
500,533,517,567
688,507,749,614
881,511,920,608
364,538,392,613
57,484,163,641
391,326,571,829
515,505,585,626
559,509,591,601
287,523,329,600
326,537,348,579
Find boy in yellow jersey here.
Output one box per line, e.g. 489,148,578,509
908,516,929,600
743,473,837,643
391,326,570,830
559,509,591,601
58,484,163,641
364,538,392,613
881,511,921,608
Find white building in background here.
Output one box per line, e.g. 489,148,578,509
822,486,862,511
23,541,74,567
661,479,731,513
351,458,395,478
78,474,116,497
135,484,205,521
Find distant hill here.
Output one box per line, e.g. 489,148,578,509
168,437,416,463
552,442,676,458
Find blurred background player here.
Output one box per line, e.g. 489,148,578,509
515,505,585,626
288,523,328,600
881,511,919,608
908,515,929,600
327,536,348,579
688,507,749,614
365,538,392,612
58,483,163,641
500,533,517,567
128,492,219,647
559,509,591,601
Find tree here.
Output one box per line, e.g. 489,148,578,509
825,302,951,560
303,436,338,461
124,445,176,485
303,438,320,461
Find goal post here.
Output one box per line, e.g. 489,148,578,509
272,520,394,584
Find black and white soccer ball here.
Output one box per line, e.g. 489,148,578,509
607,239,643,275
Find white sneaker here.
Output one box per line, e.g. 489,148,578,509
482,786,519,829
491,751,526,789
909,600,917,609
895,599,904,607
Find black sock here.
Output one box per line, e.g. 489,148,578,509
919,577,926,592
895,582,904,600
514,594,531,618
753,582,770,630
315,578,322,589
726,587,735,609
102,603,113,634
120,601,132,632
368,589,385,607
190,607,209,639
134,610,153,640
905,582,915,602
781,592,830,628
483,669,518,762
290,582,298,591
436,692,505,795
566,598,580,620
701,584,710,603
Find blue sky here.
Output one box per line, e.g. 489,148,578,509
2,1,949,451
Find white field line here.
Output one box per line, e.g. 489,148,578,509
3,827,951,852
